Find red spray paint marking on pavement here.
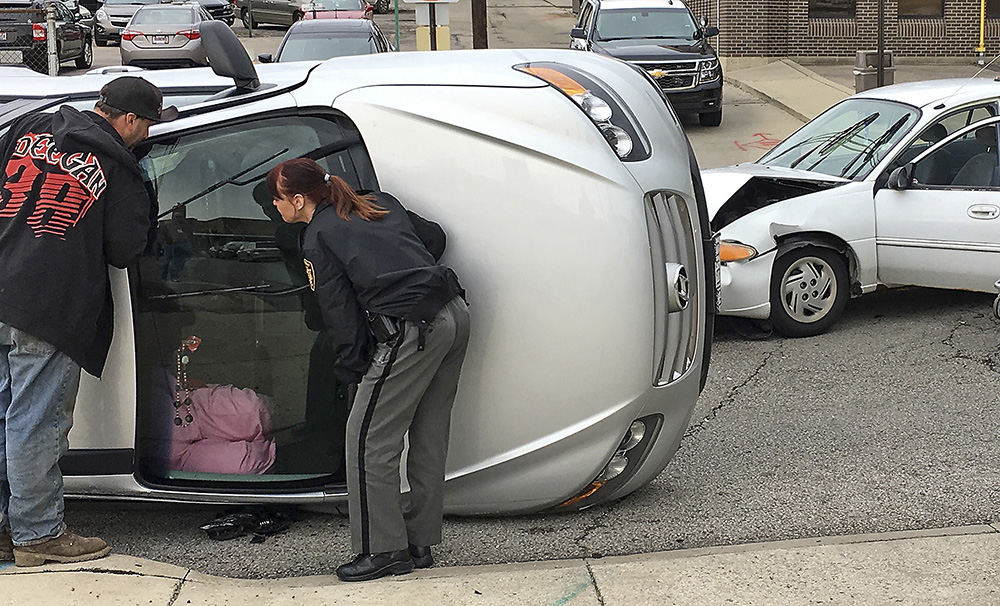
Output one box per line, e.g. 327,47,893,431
734,132,783,151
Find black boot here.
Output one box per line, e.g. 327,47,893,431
336,549,414,582
409,544,434,569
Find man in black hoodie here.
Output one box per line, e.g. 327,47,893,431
0,77,176,567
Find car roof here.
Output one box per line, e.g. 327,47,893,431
135,2,200,9
287,18,374,32
596,0,690,10
852,77,1000,109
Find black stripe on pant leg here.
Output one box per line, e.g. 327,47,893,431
357,329,407,554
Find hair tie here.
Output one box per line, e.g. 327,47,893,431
324,173,331,183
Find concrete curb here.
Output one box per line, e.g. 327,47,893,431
2,524,999,605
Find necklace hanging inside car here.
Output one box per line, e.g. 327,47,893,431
173,335,201,427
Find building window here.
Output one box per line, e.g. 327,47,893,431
898,0,943,17
988,0,1000,18
808,0,855,18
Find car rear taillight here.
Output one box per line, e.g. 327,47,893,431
31,23,45,41
121,30,139,41
179,29,199,40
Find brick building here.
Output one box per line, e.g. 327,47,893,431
685,0,998,59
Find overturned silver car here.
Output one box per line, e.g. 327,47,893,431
0,24,717,514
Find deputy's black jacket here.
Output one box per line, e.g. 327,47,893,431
301,192,463,383
0,107,151,376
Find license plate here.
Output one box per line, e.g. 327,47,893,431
152,35,169,44
118,27,124,34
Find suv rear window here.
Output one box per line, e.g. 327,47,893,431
0,3,43,22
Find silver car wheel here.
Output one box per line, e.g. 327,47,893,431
779,256,836,323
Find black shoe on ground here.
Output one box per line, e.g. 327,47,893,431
409,544,434,569
336,549,414,582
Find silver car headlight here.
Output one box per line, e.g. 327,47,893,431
699,58,721,83
96,8,107,20
515,62,650,162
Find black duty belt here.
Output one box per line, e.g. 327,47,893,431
368,312,402,343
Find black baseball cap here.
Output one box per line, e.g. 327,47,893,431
98,76,179,123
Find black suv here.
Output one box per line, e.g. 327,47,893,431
0,0,92,73
571,0,722,126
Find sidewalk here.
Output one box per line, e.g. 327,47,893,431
725,57,1000,122
3,524,1000,604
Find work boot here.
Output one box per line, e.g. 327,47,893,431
12,531,110,567
0,527,12,562
409,544,433,569
335,549,413,582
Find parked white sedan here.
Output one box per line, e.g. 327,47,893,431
703,79,1000,336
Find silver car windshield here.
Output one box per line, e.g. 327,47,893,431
595,8,699,41
279,33,375,61
758,98,919,180
132,7,197,24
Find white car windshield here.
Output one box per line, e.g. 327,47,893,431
758,98,919,180
594,8,698,40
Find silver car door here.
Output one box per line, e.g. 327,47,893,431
874,116,1000,292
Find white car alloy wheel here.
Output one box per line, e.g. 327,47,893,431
780,256,836,323
769,245,849,337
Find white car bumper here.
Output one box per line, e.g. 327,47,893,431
719,249,776,319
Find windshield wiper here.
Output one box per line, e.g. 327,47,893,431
788,112,880,169
839,114,911,179
156,148,288,220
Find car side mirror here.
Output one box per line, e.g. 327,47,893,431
257,53,272,63
887,164,915,190
704,25,719,37
570,27,585,38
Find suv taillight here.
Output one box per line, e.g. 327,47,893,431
179,29,199,40
31,23,45,41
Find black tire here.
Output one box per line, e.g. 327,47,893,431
241,7,254,29
75,37,93,69
95,37,108,47
374,0,390,13
769,245,849,337
699,110,722,127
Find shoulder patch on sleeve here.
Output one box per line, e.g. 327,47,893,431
303,258,316,291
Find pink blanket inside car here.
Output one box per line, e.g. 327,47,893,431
169,384,276,475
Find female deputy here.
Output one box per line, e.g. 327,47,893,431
267,158,469,582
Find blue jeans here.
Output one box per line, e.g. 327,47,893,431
0,322,81,546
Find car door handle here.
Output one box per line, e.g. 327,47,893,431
968,204,1000,220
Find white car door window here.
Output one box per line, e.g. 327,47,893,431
874,118,1000,292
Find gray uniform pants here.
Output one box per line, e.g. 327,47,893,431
346,296,470,554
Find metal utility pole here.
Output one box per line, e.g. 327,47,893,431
876,0,884,87
46,1,56,76
472,0,487,48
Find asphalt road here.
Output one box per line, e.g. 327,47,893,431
64,285,1000,578
40,1,1000,581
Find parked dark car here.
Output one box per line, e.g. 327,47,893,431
0,0,92,73
570,0,723,126
257,17,389,63
237,0,373,29
195,0,233,25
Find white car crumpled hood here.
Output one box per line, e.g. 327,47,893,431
701,163,851,218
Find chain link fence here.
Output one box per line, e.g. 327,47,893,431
0,4,58,75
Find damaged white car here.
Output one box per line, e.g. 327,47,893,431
703,80,1000,336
